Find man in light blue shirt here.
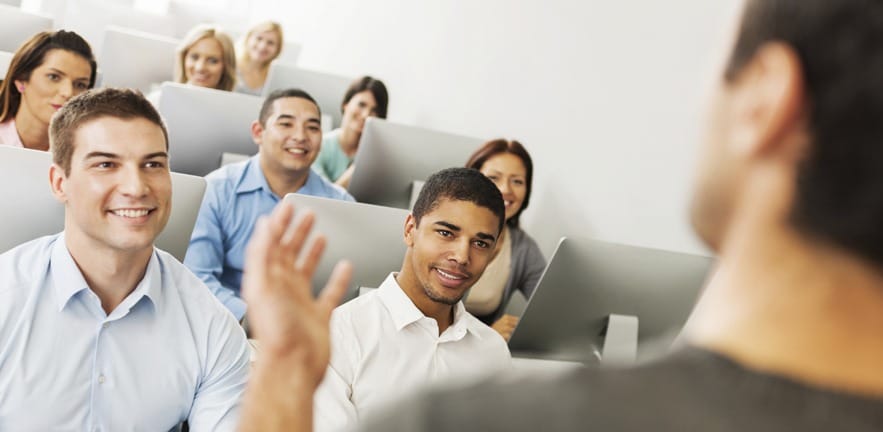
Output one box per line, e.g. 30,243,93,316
185,88,354,320
0,88,249,431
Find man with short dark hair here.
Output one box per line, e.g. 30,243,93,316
0,88,249,431
185,88,354,321
313,168,511,431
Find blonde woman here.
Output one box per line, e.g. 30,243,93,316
234,21,283,95
174,25,237,91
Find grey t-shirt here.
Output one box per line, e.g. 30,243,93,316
360,346,883,431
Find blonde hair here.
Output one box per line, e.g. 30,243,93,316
237,21,284,67
175,25,237,91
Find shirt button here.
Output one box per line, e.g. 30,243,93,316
98,375,106,384
102,323,109,329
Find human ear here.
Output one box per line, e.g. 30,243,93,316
48,164,68,203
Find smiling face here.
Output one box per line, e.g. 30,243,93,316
247,29,281,65
401,198,500,306
479,152,528,222
341,90,378,135
50,116,171,257
14,49,92,126
254,96,323,179
184,37,225,89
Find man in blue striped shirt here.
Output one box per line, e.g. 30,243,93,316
0,88,249,431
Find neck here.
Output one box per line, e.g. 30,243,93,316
15,108,50,151
395,266,455,334
259,156,310,197
686,211,883,397
338,128,360,157
64,232,153,315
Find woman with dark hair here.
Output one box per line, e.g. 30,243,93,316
312,75,389,188
0,30,96,150
465,139,546,340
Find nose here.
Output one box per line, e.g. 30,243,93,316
119,165,149,197
58,80,74,99
497,179,512,196
194,59,208,72
448,238,471,266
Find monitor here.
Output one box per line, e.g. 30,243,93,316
157,82,264,176
508,236,714,364
99,26,179,93
0,146,207,262
0,51,13,79
261,63,352,128
347,118,485,209
281,193,410,300
0,5,53,53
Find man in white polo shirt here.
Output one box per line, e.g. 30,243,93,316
313,168,511,431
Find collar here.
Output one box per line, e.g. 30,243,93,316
50,234,161,314
376,273,478,340
236,154,322,197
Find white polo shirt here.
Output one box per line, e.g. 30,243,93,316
314,273,511,432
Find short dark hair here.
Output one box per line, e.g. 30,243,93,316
259,88,320,126
0,30,96,122
412,168,505,235
723,0,883,268
465,139,534,228
341,76,389,119
50,88,168,176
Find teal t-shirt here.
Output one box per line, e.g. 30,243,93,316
313,129,354,182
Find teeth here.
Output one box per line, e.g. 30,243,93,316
287,148,307,154
112,209,150,218
504,201,513,206
436,269,465,280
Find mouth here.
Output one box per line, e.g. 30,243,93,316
284,147,310,157
433,267,471,289
107,207,155,222
51,104,63,111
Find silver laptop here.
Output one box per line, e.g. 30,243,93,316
0,146,206,262
282,193,410,299
157,82,264,176
347,118,485,209
261,63,352,128
99,26,178,93
0,5,52,53
508,236,714,364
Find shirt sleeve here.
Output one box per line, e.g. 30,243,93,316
184,183,247,320
313,314,359,432
186,312,250,432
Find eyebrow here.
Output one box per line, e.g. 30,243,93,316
83,151,168,160
434,221,497,242
276,114,321,125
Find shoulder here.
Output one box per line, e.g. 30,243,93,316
155,249,238,319
0,235,56,296
330,291,383,330
464,312,508,349
205,158,251,187
509,227,545,263
309,169,355,201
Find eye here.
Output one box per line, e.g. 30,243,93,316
473,240,490,249
485,175,499,182
75,82,89,91
144,161,166,169
94,161,115,169
188,53,199,61
513,179,525,186
436,229,453,238
278,121,293,128
47,73,60,81
308,125,321,132
208,58,220,65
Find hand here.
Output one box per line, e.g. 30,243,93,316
491,314,519,341
241,202,352,384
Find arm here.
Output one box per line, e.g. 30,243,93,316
238,203,352,432
333,164,355,189
187,315,251,431
184,185,247,320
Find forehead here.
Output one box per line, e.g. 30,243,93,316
481,152,526,174
70,116,166,158
269,96,319,118
34,49,92,77
349,90,377,104
422,198,500,234
189,37,222,54
252,29,280,41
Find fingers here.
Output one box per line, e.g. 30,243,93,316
318,260,353,316
280,210,315,260
299,235,326,278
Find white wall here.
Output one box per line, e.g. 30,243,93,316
253,0,743,256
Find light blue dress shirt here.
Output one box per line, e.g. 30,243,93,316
0,234,250,432
185,154,355,320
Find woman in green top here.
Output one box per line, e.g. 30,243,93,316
312,76,389,188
